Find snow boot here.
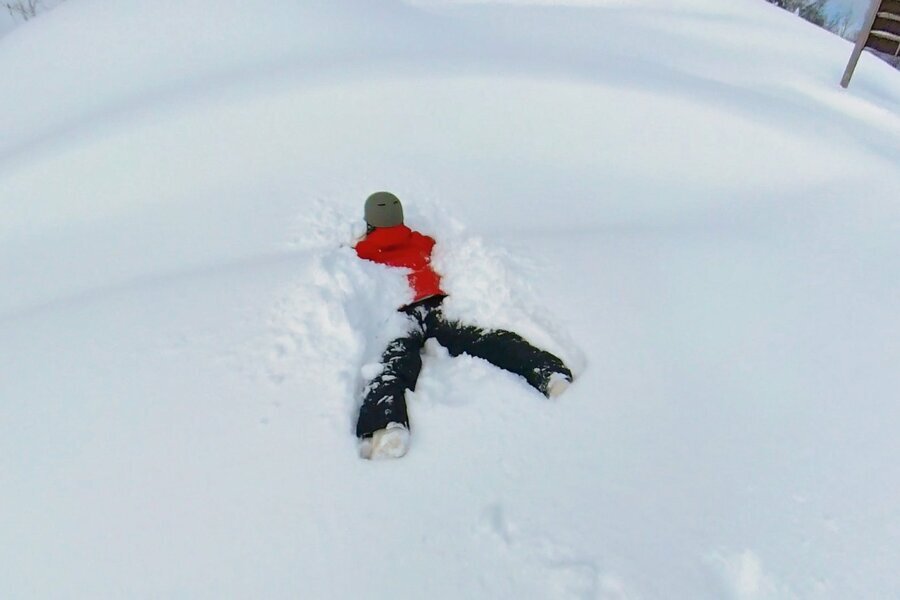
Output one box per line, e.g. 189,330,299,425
545,372,572,398
359,422,409,460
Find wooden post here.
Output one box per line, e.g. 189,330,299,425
841,0,883,88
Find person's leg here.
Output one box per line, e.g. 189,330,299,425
356,324,425,440
426,304,573,397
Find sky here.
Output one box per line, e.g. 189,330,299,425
826,0,874,30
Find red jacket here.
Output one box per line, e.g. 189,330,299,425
355,225,445,303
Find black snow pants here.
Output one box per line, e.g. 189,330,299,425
356,295,572,439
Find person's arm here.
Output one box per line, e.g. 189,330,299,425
355,236,381,260
409,231,436,254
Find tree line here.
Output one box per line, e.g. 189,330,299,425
5,0,43,21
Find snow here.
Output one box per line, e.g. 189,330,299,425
2,0,899,597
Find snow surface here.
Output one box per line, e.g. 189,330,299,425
2,0,899,598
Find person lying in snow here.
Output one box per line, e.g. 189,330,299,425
354,191,574,460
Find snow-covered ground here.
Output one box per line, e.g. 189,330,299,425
2,0,899,597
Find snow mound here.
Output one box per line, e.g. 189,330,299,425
2,0,899,597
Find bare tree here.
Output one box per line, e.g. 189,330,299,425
5,0,43,21
827,6,856,41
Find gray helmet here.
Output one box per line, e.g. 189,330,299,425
364,191,404,228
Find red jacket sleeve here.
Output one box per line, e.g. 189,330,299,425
410,232,436,255
355,237,380,260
